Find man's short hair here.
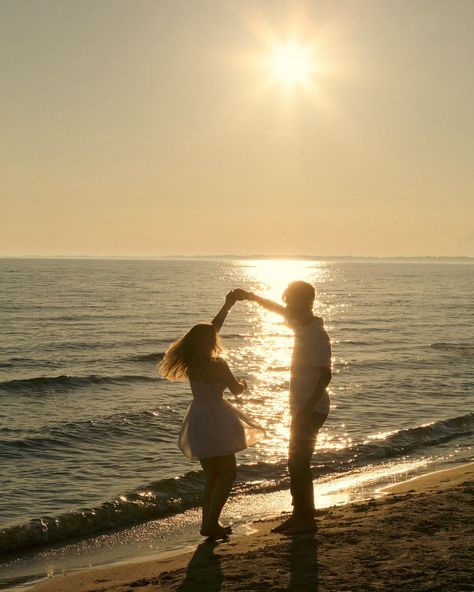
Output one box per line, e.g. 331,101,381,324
282,281,315,305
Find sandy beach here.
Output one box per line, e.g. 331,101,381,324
30,463,473,592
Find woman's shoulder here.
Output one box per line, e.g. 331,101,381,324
210,357,228,371
211,357,228,366
191,357,228,383
210,357,232,377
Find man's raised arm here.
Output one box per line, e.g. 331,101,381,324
233,289,286,316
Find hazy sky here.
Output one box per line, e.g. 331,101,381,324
1,0,473,257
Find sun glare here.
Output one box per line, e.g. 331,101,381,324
242,259,322,302
270,43,314,86
239,14,344,118
228,259,327,458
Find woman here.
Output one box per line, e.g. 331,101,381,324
159,292,265,538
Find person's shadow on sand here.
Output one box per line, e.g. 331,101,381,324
287,533,319,591
175,532,317,591
176,540,223,592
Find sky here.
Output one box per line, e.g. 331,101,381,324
1,0,473,257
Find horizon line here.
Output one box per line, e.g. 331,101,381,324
1,254,473,260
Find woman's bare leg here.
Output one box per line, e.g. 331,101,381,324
199,459,218,535
202,455,236,535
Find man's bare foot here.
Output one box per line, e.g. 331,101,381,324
200,524,232,538
282,519,317,536
271,515,295,533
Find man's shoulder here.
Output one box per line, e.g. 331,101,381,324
312,316,327,331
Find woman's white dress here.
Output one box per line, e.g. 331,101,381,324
178,381,266,459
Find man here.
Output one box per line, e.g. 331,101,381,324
233,281,332,534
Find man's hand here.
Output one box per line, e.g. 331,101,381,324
232,288,253,301
296,393,323,420
296,368,332,419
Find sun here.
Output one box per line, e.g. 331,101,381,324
270,43,313,86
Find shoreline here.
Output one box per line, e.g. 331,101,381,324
379,462,474,495
0,455,450,588
27,461,473,592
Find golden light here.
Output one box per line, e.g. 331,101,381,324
270,43,314,86
227,259,328,458
243,259,321,301
230,10,349,128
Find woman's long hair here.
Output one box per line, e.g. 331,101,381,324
159,323,222,382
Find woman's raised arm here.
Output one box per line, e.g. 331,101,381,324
211,291,237,332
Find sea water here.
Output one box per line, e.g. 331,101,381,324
1,257,473,561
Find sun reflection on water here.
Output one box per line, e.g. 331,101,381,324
227,259,332,460
240,258,324,301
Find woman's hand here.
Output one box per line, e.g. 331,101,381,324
238,378,248,391
225,290,238,307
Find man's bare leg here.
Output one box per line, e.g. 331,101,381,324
272,514,296,533
282,509,316,535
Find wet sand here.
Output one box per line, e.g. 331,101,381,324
31,463,474,592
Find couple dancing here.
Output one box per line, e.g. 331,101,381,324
159,281,332,538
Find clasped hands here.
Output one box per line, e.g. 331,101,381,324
225,288,253,307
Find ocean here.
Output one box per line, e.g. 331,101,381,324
0,257,473,568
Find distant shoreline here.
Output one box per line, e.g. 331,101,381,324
1,255,473,261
